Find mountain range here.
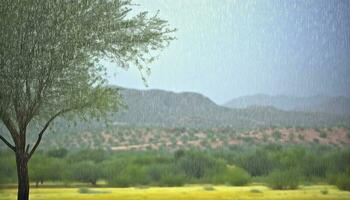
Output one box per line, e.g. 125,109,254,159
107,88,350,129
224,94,350,116
2,87,350,150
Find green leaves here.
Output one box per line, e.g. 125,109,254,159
0,0,175,140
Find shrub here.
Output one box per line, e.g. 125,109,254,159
174,150,185,161
336,174,350,191
109,165,150,187
0,153,17,184
236,151,276,176
319,131,327,138
302,155,328,178
67,149,106,163
250,189,262,193
326,173,338,185
78,187,91,194
226,166,251,186
178,152,218,179
146,164,173,183
267,169,300,190
211,166,250,186
47,148,68,158
101,159,127,181
69,161,102,185
273,131,281,140
110,175,133,188
159,175,186,186
298,134,304,140
78,187,109,194
203,185,215,191
288,133,295,141
320,189,328,195
29,156,66,186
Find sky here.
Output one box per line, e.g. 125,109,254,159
105,0,350,104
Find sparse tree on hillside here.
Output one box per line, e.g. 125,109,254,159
0,1,175,200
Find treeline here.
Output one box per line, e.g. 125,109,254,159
0,145,349,190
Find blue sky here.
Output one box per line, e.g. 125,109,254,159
105,0,350,104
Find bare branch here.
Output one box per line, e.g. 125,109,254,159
0,134,15,151
28,108,71,159
25,144,30,154
1,114,19,143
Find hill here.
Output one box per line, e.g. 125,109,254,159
110,88,349,129
294,96,350,116
224,94,350,116
1,87,350,150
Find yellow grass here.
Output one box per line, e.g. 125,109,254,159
0,185,349,200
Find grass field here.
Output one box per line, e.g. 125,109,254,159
0,185,349,200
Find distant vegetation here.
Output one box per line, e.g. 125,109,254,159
11,126,349,151
224,94,350,116
1,145,349,191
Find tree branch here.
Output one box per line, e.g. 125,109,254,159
0,134,15,151
28,108,71,159
28,99,93,159
1,114,19,144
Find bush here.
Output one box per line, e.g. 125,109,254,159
336,174,350,191
320,189,328,195
67,149,106,163
68,161,101,185
226,166,250,186
0,153,16,184
326,173,338,185
147,165,163,182
159,175,186,186
178,152,219,179
319,131,327,138
101,159,127,181
211,166,250,186
273,131,281,140
47,148,68,158
108,165,150,187
146,164,174,183
267,169,300,190
203,185,215,191
236,150,276,176
109,175,133,188
250,189,262,193
78,187,91,194
78,187,109,194
29,155,65,186
228,167,251,186
302,155,328,178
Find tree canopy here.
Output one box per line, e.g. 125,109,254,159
0,0,175,155
0,1,174,199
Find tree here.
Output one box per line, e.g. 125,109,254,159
0,1,175,200
68,161,101,186
29,155,65,187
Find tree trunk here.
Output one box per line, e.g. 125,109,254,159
16,153,29,200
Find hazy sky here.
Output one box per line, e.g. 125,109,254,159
105,0,350,104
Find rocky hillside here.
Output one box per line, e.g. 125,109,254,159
110,88,349,129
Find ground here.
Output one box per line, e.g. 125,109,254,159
1,185,349,200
